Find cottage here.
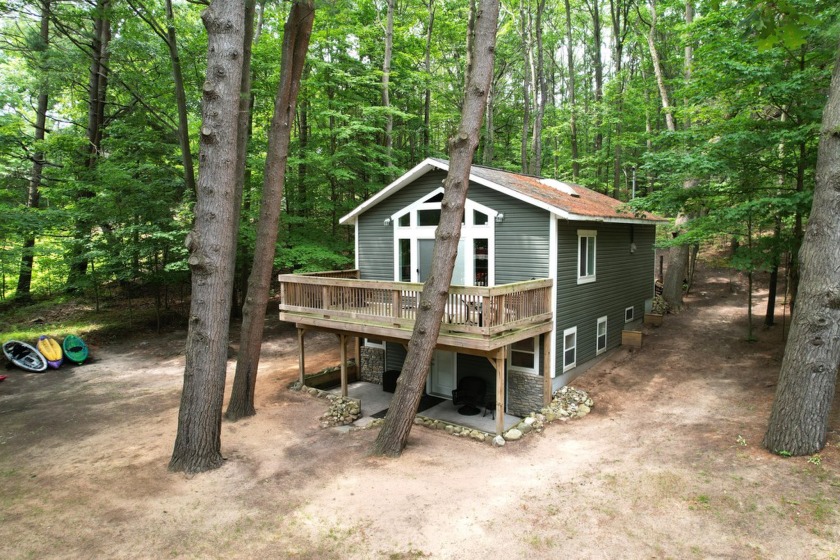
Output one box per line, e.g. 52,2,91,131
278,158,665,434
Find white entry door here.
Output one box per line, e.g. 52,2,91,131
428,350,457,398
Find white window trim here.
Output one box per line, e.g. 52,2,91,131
365,338,385,349
596,316,608,355
577,229,597,285
563,326,577,372
391,194,498,286
625,306,635,323
508,337,539,375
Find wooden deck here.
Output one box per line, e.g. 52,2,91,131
278,271,554,353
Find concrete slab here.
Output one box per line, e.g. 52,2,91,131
329,381,521,434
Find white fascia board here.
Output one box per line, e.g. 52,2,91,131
339,158,445,225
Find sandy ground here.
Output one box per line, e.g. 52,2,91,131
1,267,839,559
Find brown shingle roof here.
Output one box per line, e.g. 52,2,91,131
454,160,666,223
340,158,666,225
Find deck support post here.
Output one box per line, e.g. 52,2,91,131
340,333,348,398
297,328,306,386
354,337,361,379
543,331,552,405
495,347,506,435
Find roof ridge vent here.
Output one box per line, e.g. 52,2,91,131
540,178,580,197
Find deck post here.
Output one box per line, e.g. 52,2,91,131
543,331,552,405
340,333,348,397
495,347,505,435
297,328,306,386
354,337,361,379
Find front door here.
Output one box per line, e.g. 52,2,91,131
428,350,456,398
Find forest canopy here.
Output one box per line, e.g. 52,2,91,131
0,0,837,305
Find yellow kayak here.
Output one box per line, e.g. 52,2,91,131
37,335,63,369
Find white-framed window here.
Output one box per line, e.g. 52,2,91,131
365,338,385,349
563,327,577,371
509,337,539,375
391,190,498,286
596,316,608,355
577,230,597,284
625,306,635,323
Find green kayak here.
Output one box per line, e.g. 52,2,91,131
62,334,89,365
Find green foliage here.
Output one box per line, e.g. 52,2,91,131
0,0,835,309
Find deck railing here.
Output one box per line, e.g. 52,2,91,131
278,273,553,338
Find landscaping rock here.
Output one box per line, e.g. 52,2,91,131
504,428,522,441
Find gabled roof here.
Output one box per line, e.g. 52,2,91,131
339,158,667,225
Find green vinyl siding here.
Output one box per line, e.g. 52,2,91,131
468,184,550,284
356,170,551,284
357,171,449,280
554,221,655,375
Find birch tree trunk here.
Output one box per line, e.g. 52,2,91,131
763,42,840,457
646,0,693,311
169,0,246,473
372,0,500,457
225,0,315,421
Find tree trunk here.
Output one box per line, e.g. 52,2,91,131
529,0,546,177
482,74,495,164
67,0,111,291
372,0,500,457
563,0,579,179
382,0,394,172
423,0,435,157
645,0,675,132
765,218,781,327
165,0,197,196
229,0,258,320
16,0,50,302
764,42,840,456
788,141,807,312
609,0,629,199
225,0,315,421
169,0,247,474
589,0,603,179
519,0,531,174
647,0,695,311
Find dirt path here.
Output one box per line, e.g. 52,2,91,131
1,268,838,559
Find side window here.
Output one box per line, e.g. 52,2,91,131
509,337,538,375
577,230,596,284
563,327,577,371
625,306,634,323
596,316,607,355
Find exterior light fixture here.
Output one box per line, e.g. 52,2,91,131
495,213,505,223
383,218,392,226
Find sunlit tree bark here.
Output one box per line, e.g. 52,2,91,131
764,42,840,457
226,0,315,421
169,0,246,473
372,0,500,457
